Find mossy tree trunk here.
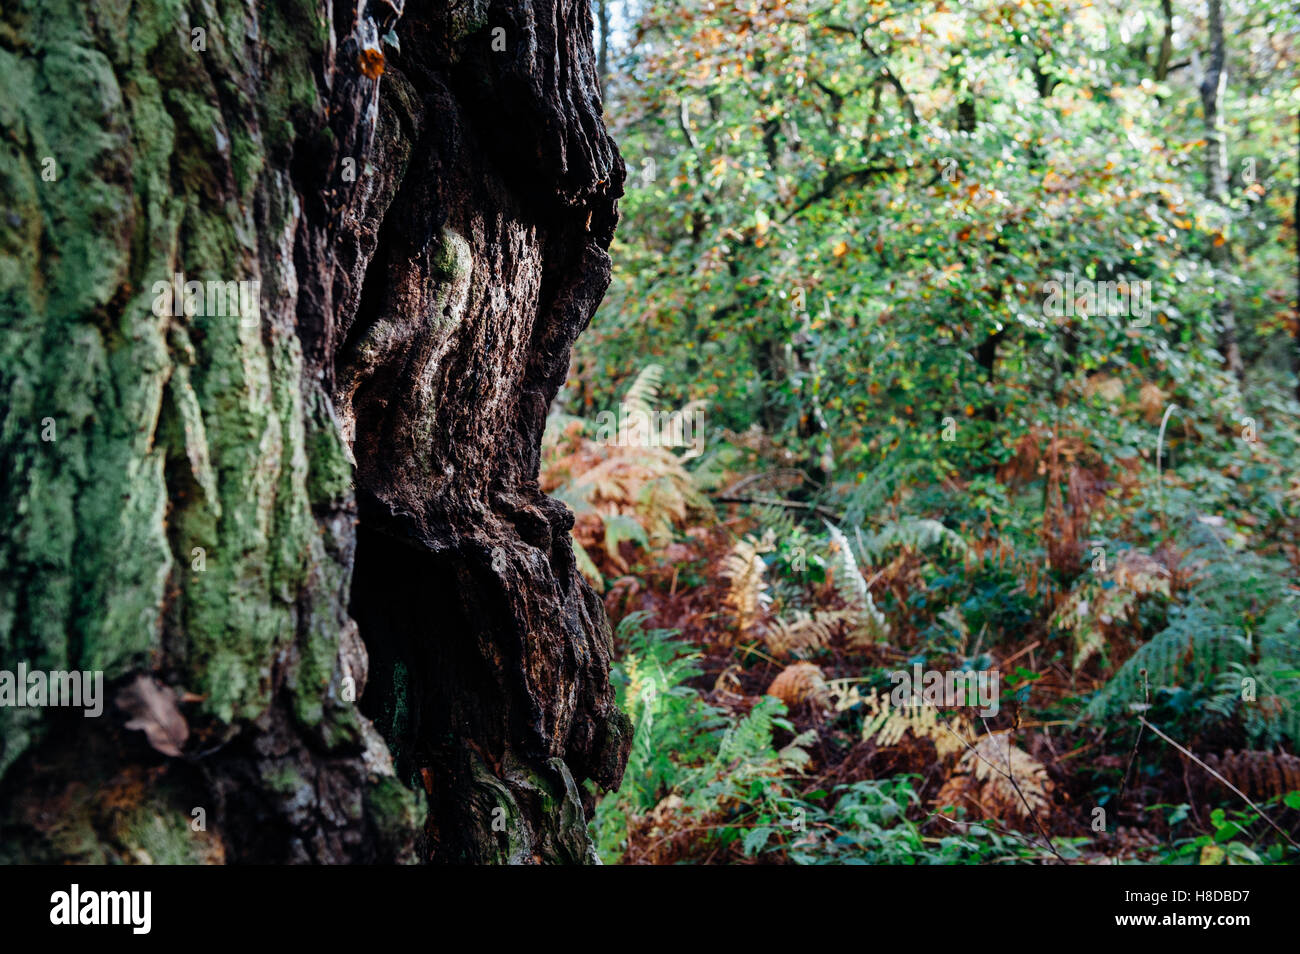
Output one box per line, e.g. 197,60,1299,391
0,0,628,864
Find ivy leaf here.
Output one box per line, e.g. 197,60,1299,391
742,826,774,856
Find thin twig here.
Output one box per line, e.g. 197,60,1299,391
1115,670,1152,809
935,718,1067,864
983,715,1067,864
1137,716,1300,850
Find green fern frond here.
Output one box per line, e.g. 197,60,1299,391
825,522,889,642
840,455,943,528
856,516,969,563
1084,528,1300,746
623,363,664,418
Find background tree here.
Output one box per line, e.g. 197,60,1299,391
579,0,1297,481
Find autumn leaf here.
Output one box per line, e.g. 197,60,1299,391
358,46,385,79
116,675,189,758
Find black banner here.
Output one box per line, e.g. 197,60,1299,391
0,864,1279,942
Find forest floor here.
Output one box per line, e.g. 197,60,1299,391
542,409,1300,865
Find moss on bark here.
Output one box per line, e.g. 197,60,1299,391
1,0,627,864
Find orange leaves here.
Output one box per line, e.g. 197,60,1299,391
831,240,849,258
358,45,384,79
1041,168,1066,192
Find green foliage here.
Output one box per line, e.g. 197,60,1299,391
594,615,1082,864
1152,798,1300,865
581,0,1298,866
1085,521,1300,748
580,0,1297,465
825,522,889,639
854,516,970,564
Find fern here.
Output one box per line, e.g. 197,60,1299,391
570,535,603,590
1084,524,1300,747
608,614,727,810
1052,547,1172,670
720,532,774,637
622,363,664,428
855,516,970,563
766,609,849,656
713,695,787,769
839,454,943,529
825,522,889,642
752,502,799,545
858,691,973,759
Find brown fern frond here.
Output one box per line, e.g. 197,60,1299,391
934,732,1054,828
720,532,773,640
1196,750,1300,803
1054,546,1173,670
766,662,829,708
765,609,848,657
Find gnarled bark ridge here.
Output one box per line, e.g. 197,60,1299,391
0,0,629,864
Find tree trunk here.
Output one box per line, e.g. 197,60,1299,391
0,0,629,865
1199,0,1243,378
1154,0,1175,82
596,0,610,99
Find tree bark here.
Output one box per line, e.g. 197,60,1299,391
0,0,629,864
1154,0,1175,82
1199,0,1243,378
596,0,609,99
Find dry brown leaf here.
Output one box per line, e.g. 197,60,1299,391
1139,381,1167,424
115,675,189,757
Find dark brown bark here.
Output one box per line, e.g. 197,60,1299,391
0,0,628,864
1155,0,1175,81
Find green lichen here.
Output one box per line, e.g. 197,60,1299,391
470,754,534,864
447,0,492,47
305,390,355,507
363,775,423,864
0,0,348,771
